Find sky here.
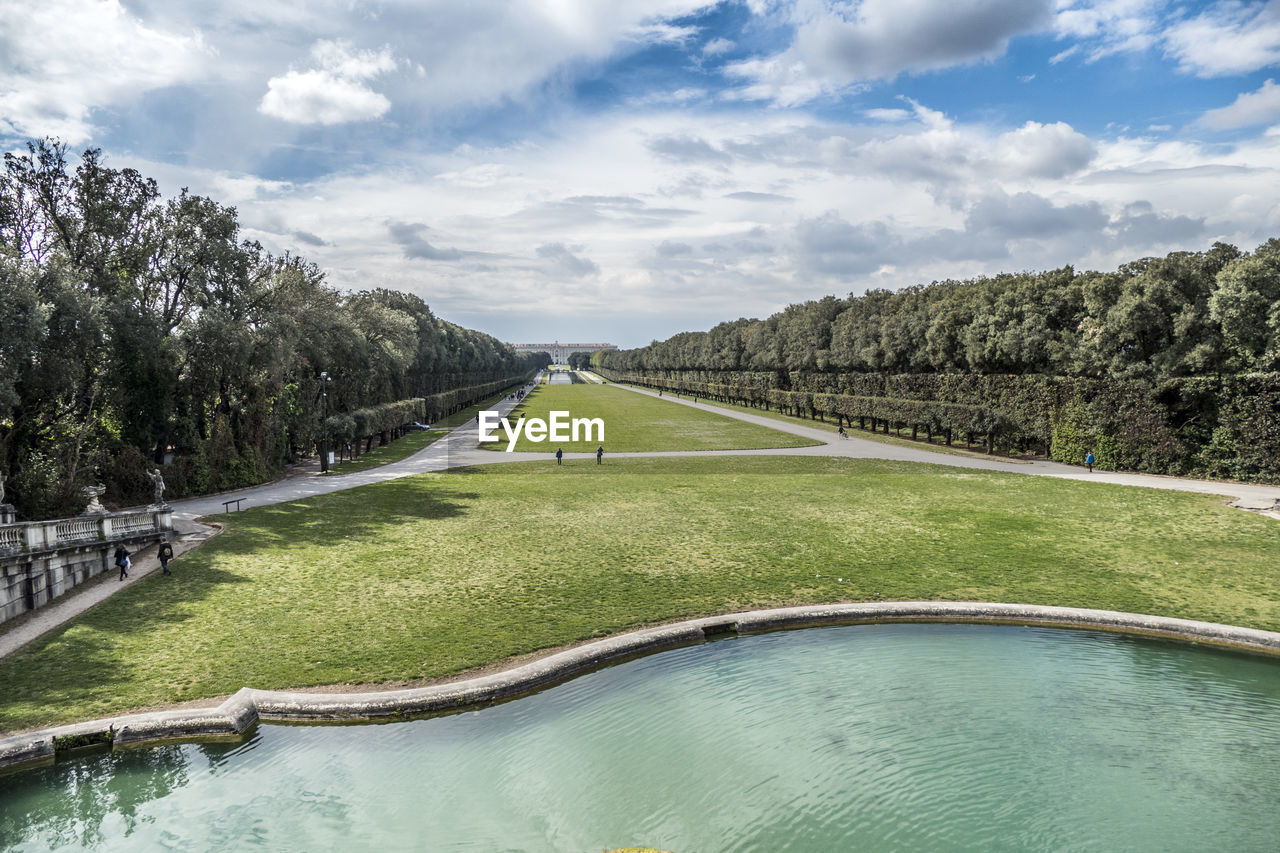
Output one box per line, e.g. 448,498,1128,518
4,1,1280,348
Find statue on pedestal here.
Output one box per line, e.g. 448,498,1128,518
148,468,167,507
0,470,11,524
80,484,107,515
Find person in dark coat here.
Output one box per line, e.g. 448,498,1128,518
596,445,604,464
158,540,174,575
114,545,130,581
555,447,563,466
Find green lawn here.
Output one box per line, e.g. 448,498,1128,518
0,455,1277,733
482,383,819,452
324,429,448,474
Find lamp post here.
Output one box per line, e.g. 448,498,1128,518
320,371,330,474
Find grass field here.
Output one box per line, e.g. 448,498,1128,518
483,383,819,452
1,455,1276,734
324,429,448,474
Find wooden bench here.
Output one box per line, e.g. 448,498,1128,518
222,498,244,513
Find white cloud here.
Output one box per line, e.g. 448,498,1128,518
864,107,912,121
795,0,1054,78
839,106,1096,191
259,40,396,125
1165,0,1280,76
1052,1,1280,76
0,0,210,142
1050,45,1081,64
536,242,600,277
1052,0,1162,62
1198,79,1280,130
725,0,1055,104
993,121,1097,178
703,37,734,55
184,102,1280,346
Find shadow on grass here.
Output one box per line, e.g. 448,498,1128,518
0,565,257,733
207,477,482,554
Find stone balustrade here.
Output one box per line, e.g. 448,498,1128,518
0,507,173,623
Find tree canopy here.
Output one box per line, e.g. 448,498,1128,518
598,240,1278,381
0,140,538,518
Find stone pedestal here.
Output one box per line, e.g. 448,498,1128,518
0,505,14,525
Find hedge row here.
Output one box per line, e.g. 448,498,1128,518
597,368,1280,482
324,374,531,450
325,398,425,448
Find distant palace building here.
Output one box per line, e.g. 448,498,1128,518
511,341,617,364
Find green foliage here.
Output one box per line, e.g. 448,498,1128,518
0,138,543,518
52,731,113,751
594,238,1280,481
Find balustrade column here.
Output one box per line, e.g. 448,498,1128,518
25,524,49,551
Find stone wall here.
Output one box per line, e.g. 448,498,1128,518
0,508,173,623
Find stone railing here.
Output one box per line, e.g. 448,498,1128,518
0,508,174,623
0,510,170,555
0,524,22,553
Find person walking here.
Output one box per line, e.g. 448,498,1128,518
158,539,174,576
596,445,604,465
114,545,130,581
555,447,563,466
1085,450,1095,473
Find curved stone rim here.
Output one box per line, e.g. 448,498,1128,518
4,601,1280,773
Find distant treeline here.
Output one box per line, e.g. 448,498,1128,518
592,241,1280,482
0,140,545,519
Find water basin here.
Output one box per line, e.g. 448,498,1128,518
3,623,1279,851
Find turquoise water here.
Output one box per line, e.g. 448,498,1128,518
4,623,1280,851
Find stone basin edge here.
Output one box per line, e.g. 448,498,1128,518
4,601,1280,773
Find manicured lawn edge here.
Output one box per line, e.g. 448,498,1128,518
4,601,1279,771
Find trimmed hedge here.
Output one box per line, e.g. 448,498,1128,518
325,374,531,451
596,367,1279,482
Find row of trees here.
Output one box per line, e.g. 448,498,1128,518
593,241,1280,482
0,140,542,519
600,241,1279,381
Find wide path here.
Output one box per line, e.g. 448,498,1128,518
4,375,1276,659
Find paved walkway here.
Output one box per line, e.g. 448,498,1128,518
3,374,1276,659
